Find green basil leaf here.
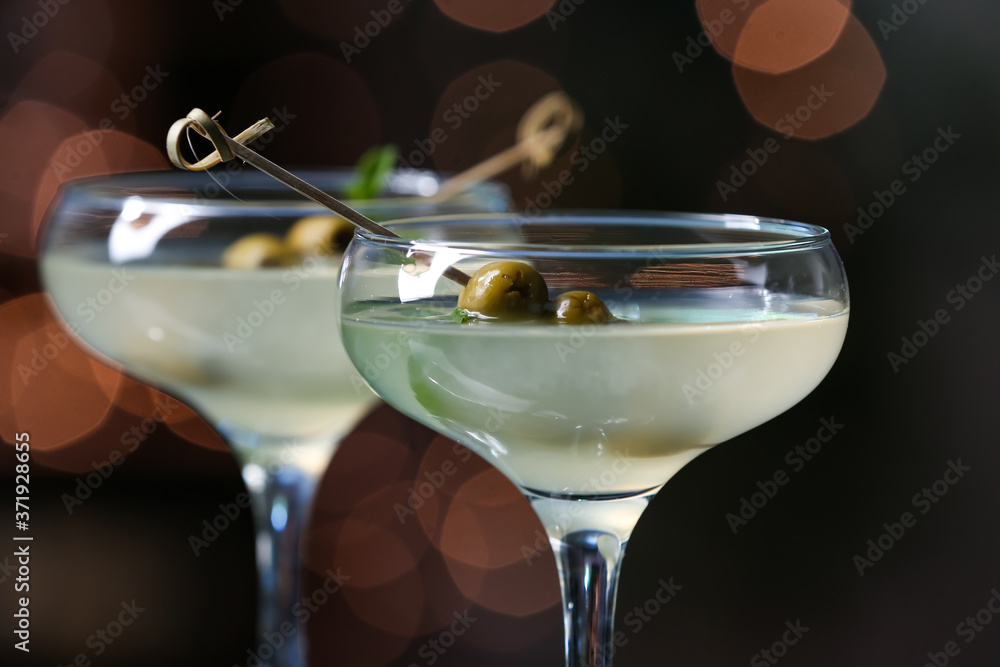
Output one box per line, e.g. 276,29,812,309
345,144,399,200
449,307,473,324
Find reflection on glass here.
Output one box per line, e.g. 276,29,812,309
39,170,509,667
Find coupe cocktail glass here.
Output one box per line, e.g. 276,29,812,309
39,170,509,667
339,212,849,667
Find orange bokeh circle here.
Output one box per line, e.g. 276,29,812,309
734,0,852,74
439,470,560,616
434,0,556,33
697,0,852,73
0,293,121,450
734,14,886,140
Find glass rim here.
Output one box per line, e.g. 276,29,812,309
355,211,834,257
50,168,510,212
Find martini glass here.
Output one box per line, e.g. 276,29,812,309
339,212,849,667
38,169,509,667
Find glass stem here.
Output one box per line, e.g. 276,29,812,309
224,428,335,667
243,463,317,667
554,530,626,667
529,493,652,667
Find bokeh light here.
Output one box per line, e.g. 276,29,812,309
165,410,230,451
109,379,229,452
697,0,851,73
697,0,767,63
734,0,852,74
426,59,607,208
277,0,414,42
456,603,561,654
0,0,114,71
416,551,481,634
734,14,886,140
444,549,561,618
230,53,381,166
433,0,556,33
112,378,165,418
307,607,411,667
0,293,121,450
302,520,344,579
424,59,625,210
316,430,416,514
27,406,162,474
335,513,417,589
33,130,167,242
440,470,533,570
415,436,489,548
429,60,561,174
13,51,131,132
334,481,432,588
441,470,561,616
0,101,87,258
341,561,425,637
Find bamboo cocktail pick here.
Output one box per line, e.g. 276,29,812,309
165,93,582,286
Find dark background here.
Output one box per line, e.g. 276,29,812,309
2,0,999,665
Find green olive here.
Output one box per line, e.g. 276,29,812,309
222,233,298,269
285,215,354,256
548,291,613,324
457,261,549,319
